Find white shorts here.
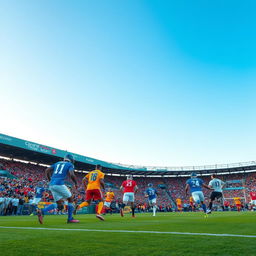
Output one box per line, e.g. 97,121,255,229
251,200,256,205
104,201,111,208
192,191,205,203
32,198,41,204
149,198,157,204
49,185,72,202
123,192,135,203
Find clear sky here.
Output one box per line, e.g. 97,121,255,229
1,0,256,167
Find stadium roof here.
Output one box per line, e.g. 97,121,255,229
0,133,255,176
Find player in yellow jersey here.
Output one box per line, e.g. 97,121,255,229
103,188,115,214
234,197,241,212
76,165,105,221
176,198,182,212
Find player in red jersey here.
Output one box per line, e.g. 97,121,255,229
120,175,138,218
250,191,256,207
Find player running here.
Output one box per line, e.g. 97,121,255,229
185,172,212,215
76,165,105,221
103,188,115,215
234,197,242,211
30,182,46,216
250,191,256,208
176,198,182,212
145,183,158,216
37,154,79,224
207,175,225,213
120,175,138,218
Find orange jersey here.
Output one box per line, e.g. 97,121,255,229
85,169,105,190
176,198,182,205
105,192,115,202
234,197,241,205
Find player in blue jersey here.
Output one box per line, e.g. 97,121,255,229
185,172,212,215
37,154,79,224
145,183,158,216
30,182,45,216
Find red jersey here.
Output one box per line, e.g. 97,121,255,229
250,192,256,200
122,180,137,193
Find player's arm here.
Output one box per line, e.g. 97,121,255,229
202,183,212,190
144,192,149,198
82,177,87,188
100,178,105,190
185,184,189,196
69,170,78,189
45,166,54,182
120,184,124,192
134,185,138,193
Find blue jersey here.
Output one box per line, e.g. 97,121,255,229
49,161,74,185
145,188,157,200
35,187,45,198
186,178,204,193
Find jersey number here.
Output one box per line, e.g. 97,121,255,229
191,180,200,187
90,173,98,181
127,181,132,187
54,163,65,174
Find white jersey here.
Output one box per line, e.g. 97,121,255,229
209,178,225,193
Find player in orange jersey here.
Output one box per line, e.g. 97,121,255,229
234,197,241,212
76,165,105,221
176,198,182,212
103,188,115,215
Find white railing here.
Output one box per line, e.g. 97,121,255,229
111,161,256,172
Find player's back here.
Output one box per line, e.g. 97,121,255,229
186,178,203,192
50,161,74,185
146,187,157,199
209,178,224,192
86,170,104,190
122,179,137,193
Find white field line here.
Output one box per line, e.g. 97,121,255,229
0,226,256,238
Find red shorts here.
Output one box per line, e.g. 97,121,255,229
86,189,102,201
177,204,182,209
236,204,241,207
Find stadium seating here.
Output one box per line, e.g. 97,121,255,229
0,158,255,215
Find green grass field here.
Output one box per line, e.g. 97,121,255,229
0,212,255,256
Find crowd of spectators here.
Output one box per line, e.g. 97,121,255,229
0,158,256,215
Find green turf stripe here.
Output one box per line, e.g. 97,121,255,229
0,226,256,238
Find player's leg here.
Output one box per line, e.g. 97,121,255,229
91,190,104,221
130,194,135,217
152,199,157,216
77,190,93,211
121,193,129,217
66,196,79,223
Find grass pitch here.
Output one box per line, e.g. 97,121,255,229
0,212,255,256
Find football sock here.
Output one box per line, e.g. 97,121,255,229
209,202,213,210
42,203,57,214
97,202,104,214
79,201,89,209
222,206,225,211
202,203,207,213
67,203,74,221
153,206,156,215
131,207,135,216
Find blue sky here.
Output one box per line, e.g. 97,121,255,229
1,0,256,167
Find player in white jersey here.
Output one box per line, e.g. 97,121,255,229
207,175,225,213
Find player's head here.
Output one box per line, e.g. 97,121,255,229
64,153,74,163
107,187,112,192
148,183,153,187
127,175,133,180
211,174,216,179
96,164,102,170
191,172,197,178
